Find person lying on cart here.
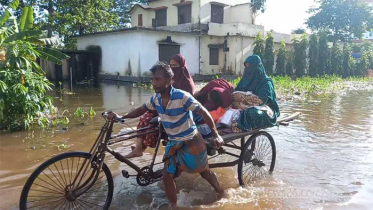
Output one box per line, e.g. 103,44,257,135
108,62,225,207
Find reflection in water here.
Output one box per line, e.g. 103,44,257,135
0,84,372,209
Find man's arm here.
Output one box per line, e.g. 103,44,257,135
109,96,156,120
196,107,223,148
122,106,148,119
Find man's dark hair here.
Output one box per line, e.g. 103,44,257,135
150,62,174,78
210,90,223,107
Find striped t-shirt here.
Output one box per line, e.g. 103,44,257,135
143,87,202,141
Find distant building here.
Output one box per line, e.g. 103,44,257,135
76,0,296,77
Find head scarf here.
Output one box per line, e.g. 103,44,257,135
235,55,269,94
201,79,234,111
236,55,279,117
170,54,195,95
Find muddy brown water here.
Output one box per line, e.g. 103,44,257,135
0,83,372,210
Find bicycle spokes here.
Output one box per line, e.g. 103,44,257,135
26,156,110,209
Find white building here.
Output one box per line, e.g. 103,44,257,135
77,0,295,78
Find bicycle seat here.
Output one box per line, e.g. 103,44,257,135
149,117,160,125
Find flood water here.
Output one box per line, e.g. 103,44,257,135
0,82,372,210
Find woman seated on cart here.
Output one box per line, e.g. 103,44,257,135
109,62,225,207
194,78,234,112
233,55,280,131
126,54,196,158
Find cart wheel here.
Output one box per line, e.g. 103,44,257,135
237,131,276,186
20,152,114,210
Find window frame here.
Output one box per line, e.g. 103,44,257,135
178,4,192,24
209,47,220,65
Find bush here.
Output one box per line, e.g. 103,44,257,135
253,32,265,59
309,34,318,77
0,1,69,130
275,39,286,76
294,33,308,77
263,32,275,75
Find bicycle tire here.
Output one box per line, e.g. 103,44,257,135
19,152,114,210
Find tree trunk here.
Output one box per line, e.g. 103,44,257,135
251,8,256,25
47,0,53,47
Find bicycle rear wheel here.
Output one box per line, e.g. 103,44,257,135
238,131,276,186
19,152,113,210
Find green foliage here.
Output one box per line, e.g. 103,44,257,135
342,44,352,78
306,0,373,42
89,106,96,117
250,0,267,24
50,0,120,49
309,34,318,77
56,143,69,151
253,32,265,59
114,0,148,26
73,106,96,119
356,51,369,76
275,39,286,76
294,33,309,77
229,75,372,99
285,52,294,76
318,32,328,75
291,28,306,34
74,107,86,119
0,1,69,130
331,44,342,75
349,56,357,76
263,32,275,75
251,0,267,13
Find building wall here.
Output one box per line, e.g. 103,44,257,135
225,3,252,24
149,0,200,26
77,31,200,76
200,35,225,74
200,35,257,75
130,6,155,28
208,22,264,37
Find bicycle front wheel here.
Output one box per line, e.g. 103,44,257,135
19,152,114,210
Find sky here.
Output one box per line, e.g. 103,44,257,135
231,0,318,34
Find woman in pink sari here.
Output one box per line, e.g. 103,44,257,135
126,54,195,158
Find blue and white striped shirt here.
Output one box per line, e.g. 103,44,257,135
143,87,202,141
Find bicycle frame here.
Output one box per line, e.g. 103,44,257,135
70,114,162,197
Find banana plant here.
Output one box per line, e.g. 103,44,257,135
0,0,70,130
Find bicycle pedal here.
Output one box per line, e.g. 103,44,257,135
122,170,130,178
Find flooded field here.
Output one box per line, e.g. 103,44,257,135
1,83,372,209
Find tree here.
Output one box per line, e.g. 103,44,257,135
293,33,309,77
263,32,275,75
1,0,125,49
285,52,294,76
306,0,373,43
356,51,369,76
318,32,328,75
292,28,306,34
0,0,69,130
309,34,318,77
275,39,287,76
250,0,267,24
342,44,352,78
114,0,148,26
253,32,265,60
331,44,342,75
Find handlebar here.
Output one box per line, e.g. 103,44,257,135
102,111,125,123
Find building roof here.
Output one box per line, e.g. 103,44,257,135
231,2,251,7
128,4,152,13
210,1,229,7
73,27,202,38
